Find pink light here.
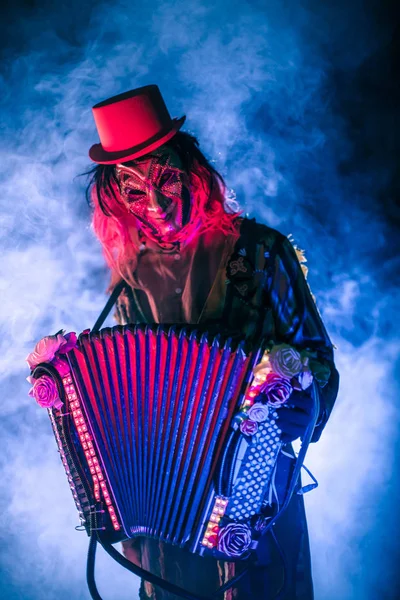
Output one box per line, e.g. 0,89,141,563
61,376,122,533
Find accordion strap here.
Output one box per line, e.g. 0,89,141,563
92,279,126,332
86,528,250,600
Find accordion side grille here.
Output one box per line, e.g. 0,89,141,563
48,406,92,524
68,326,250,546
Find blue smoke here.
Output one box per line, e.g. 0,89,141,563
0,1,399,599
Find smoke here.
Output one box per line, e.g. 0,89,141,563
0,0,399,598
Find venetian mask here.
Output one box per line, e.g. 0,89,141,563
116,147,191,242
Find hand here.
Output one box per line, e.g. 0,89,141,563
275,391,315,443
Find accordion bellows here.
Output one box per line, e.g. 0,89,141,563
41,326,284,559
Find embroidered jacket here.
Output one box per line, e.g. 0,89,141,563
115,217,339,599
115,218,339,444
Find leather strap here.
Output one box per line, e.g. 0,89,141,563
92,279,126,332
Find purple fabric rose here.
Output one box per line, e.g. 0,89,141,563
217,523,252,557
240,418,258,436
58,332,78,355
258,373,293,407
29,375,63,409
247,402,269,422
269,343,302,378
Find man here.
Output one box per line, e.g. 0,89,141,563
87,85,339,599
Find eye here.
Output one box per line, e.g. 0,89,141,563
159,171,177,188
124,187,146,200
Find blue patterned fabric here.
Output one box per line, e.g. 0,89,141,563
266,231,339,442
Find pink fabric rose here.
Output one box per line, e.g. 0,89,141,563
240,418,258,436
269,344,302,378
217,523,252,557
26,333,66,370
26,331,77,370
247,402,269,423
257,373,293,407
29,375,63,409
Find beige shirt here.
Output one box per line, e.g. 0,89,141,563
116,228,237,326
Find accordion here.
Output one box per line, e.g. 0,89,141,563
31,325,307,561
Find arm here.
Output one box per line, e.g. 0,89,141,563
266,232,339,442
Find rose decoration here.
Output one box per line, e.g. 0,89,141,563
58,331,77,354
26,331,77,371
247,402,269,423
256,373,293,407
298,368,313,390
29,375,63,409
217,523,252,558
240,419,258,436
269,344,302,378
26,332,66,370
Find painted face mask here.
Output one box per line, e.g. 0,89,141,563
116,147,191,242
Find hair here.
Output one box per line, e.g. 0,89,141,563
85,131,241,289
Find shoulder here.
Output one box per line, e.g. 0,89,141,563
238,217,287,248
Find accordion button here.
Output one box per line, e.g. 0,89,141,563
175,287,182,294
174,254,181,260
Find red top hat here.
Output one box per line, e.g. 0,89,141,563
89,85,186,164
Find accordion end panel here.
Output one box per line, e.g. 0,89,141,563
32,360,125,543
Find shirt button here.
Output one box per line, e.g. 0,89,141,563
175,287,182,294
174,254,181,261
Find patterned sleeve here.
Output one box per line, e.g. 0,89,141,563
267,232,340,442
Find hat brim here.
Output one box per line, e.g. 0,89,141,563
88,116,186,165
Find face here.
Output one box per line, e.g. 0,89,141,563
116,147,191,242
